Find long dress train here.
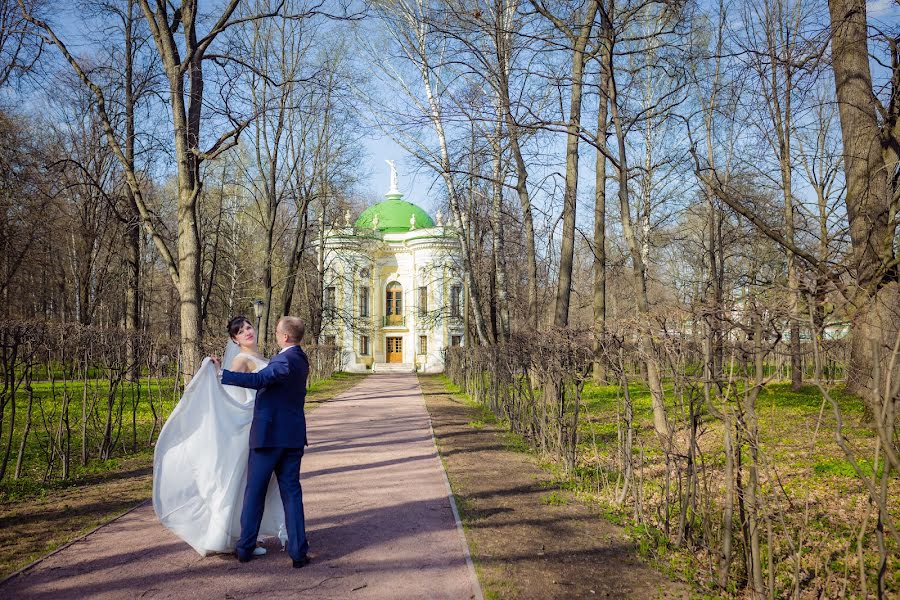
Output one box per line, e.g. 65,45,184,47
152,353,285,556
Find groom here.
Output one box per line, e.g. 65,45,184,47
217,316,310,567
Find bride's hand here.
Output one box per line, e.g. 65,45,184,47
210,355,221,369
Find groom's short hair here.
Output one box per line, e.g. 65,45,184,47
278,317,305,343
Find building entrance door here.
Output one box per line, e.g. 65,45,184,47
386,337,403,363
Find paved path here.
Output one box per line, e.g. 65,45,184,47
0,374,482,600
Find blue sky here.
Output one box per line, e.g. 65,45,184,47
358,0,900,222
359,135,438,211
13,0,900,224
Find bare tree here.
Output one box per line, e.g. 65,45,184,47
237,0,313,346
50,90,120,325
592,37,609,378
529,0,598,328
0,111,55,317
740,0,821,391
795,86,845,336
826,0,899,401
0,0,42,90
493,0,539,330
600,0,684,441
19,0,349,374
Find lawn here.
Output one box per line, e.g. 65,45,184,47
0,377,179,501
440,367,897,596
574,379,897,596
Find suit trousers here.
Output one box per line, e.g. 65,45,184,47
236,447,308,561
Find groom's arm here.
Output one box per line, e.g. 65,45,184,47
222,357,290,390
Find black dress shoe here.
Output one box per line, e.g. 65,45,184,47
236,551,253,563
292,555,311,568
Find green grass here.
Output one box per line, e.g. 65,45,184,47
1,377,178,493
1,371,363,503
575,378,897,595
436,370,897,596
502,430,531,453
306,371,366,396
540,490,567,506
813,457,887,479
440,375,465,395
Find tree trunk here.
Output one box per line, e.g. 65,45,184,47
496,32,538,330
828,0,899,399
13,375,32,479
490,114,510,340
0,384,14,481
745,311,766,599
165,50,203,378
719,411,735,588
281,200,310,317
313,199,327,343
260,205,275,347
123,0,140,381
175,187,202,378
607,39,672,442
552,2,598,327
761,13,803,391
592,56,609,381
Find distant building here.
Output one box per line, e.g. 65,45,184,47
319,164,464,373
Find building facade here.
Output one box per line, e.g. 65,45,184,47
320,177,464,373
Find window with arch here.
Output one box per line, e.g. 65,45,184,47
385,282,403,325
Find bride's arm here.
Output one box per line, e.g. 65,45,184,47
229,356,252,373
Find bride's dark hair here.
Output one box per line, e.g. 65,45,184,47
227,315,252,340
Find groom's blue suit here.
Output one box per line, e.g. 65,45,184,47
222,344,309,562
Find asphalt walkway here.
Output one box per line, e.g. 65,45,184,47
0,374,482,600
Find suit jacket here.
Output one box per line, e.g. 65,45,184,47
222,345,309,449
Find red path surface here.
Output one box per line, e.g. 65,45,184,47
0,374,482,600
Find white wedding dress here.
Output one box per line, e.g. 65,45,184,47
152,352,286,556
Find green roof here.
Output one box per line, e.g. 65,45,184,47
355,196,435,232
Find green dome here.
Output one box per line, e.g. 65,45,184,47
355,197,435,232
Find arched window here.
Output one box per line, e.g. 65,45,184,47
385,282,403,325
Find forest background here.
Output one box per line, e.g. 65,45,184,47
0,0,898,597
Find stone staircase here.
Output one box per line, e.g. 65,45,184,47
373,363,415,374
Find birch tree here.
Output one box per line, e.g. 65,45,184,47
368,0,493,345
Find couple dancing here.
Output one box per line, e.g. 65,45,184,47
152,315,311,568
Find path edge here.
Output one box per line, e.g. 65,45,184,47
0,498,152,587
416,374,485,600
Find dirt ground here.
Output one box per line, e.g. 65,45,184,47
419,374,689,600
0,373,368,581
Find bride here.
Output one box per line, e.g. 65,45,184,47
152,316,286,556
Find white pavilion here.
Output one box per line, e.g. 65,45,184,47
319,163,465,373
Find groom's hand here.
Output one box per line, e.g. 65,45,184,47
210,355,221,368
